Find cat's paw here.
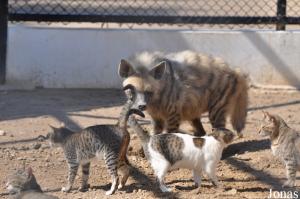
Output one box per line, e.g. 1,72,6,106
212,180,224,190
282,180,295,188
194,182,201,188
237,132,243,138
160,186,172,193
105,190,115,195
61,186,71,192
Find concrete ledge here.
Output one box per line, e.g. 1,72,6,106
6,25,300,88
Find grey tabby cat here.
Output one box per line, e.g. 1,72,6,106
259,111,300,188
48,97,144,195
6,167,59,199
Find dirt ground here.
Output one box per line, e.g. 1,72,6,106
0,88,300,199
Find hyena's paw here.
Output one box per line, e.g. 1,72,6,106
117,183,125,190
61,186,71,192
237,132,243,138
78,184,90,192
282,180,295,188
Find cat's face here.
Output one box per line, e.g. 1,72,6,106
212,128,235,144
6,167,37,194
259,111,277,137
48,127,63,147
48,124,73,146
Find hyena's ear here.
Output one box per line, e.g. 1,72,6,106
149,61,167,80
118,59,135,78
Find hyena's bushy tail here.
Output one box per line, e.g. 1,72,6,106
230,73,249,136
128,116,150,144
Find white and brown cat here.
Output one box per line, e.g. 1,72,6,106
128,113,234,192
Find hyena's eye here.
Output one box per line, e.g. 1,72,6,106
144,91,153,99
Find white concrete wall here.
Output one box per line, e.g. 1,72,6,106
6,25,300,88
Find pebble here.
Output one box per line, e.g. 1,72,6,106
0,130,6,136
19,146,30,151
225,188,237,195
32,143,42,150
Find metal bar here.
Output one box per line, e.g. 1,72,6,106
8,14,284,24
0,0,8,84
276,0,287,30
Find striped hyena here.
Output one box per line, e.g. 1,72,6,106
118,51,248,136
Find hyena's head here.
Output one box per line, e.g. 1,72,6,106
259,111,287,140
118,59,168,111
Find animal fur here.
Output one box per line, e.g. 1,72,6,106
119,50,248,136
6,167,59,199
48,98,144,195
128,114,234,192
259,111,300,188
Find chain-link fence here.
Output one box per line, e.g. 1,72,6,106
6,0,300,30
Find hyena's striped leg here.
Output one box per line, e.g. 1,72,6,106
62,162,79,192
152,119,164,134
166,114,180,133
283,158,297,188
192,118,206,136
209,109,226,129
79,162,90,192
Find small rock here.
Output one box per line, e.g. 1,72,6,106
225,188,237,195
0,130,6,136
17,157,26,161
135,184,143,188
32,143,42,150
19,146,30,151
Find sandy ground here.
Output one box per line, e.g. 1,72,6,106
0,88,300,199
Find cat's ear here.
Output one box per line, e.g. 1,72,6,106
262,110,267,119
27,167,33,177
264,111,276,122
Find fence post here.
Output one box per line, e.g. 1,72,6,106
0,0,8,84
276,0,287,30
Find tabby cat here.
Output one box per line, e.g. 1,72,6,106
259,111,300,188
48,99,143,195
128,113,234,192
6,167,59,199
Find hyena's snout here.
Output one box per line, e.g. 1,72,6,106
138,104,146,111
134,92,148,111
